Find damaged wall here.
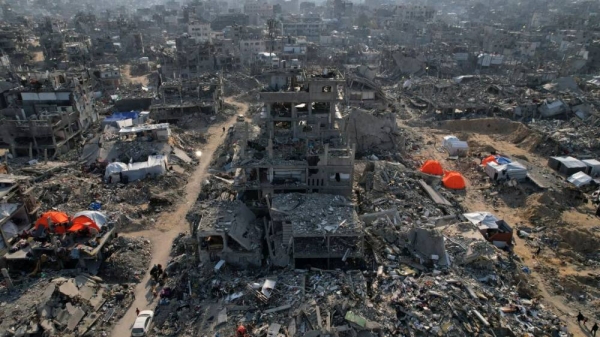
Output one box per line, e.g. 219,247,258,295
346,109,399,155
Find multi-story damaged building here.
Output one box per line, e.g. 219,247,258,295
265,193,364,268
159,35,215,78
224,67,363,268
0,71,98,157
195,200,262,268
233,67,355,200
150,75,223,122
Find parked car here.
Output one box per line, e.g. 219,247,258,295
131,310,154,336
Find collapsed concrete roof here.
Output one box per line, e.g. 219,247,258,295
197,200,257,250
270,193,362,236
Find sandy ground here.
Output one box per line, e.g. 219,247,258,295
122,64,150,86
110,98,248,337
412,121,597,337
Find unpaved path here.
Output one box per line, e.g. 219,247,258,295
111,98,248,337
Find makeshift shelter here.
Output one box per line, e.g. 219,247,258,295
548,156,587,176
420,160,444,176
582,159,600,177
485,161,527,181
445,140,469,156
442,135,459,148
104,162,128,180
463,212,513,247
35,211,70,234
105,155,168,183
442,171,466,189
481,155,497,166
567,171,593,187
69,211,107,235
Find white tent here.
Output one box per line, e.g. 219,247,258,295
104,162,128,178
567,171,592,187
445,140,469,156
485,161,527,181
463,212,501,229
73,211,108,229
582,159,600,177
442,135,459,148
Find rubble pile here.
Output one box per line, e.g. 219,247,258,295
29,168,186,231
528,117,600,155
100,236,152,283
358,161,460,216
0,273,135,337
146,227,568,337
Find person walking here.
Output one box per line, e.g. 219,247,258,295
591,322,598,336
578,311,585,325
535,246,541,256
135,308,140,316
222,126,225,134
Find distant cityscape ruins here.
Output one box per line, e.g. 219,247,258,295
0,0,599,337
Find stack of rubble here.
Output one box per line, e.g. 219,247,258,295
358,161,460,217
0,273,135,337
528,117,600,155
100,236,152,283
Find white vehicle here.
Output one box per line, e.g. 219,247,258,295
236,114,245,122
131,310,154,336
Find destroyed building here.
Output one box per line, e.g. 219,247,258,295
150,75,224,122
0,174,39,255
195,200,262,268
265,193,364,268
0,71,98,157
232,67,355,200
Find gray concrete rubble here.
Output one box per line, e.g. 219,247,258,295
0,271,136,337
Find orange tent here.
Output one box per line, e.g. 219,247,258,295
420,160,444,176
481,155,497,166
442,171,466,189
35,211,70,234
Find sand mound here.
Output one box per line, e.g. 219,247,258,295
439,118,544,152
521,191,563,222
502,124,544,152
441,118,521,134
558,227,600,253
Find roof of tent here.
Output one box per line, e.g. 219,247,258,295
73,211,107,227
567,171,592,187
464,212,500,229
442,171,466,189
420,160,444,176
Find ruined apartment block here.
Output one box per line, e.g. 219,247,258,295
195,200,262,268
0,72,98,157
233,67,355,200
266,193,364,268
230,67,362,268
150,75,223,122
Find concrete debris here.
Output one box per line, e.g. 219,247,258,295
0,272,135,336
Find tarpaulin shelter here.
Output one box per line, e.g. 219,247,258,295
35,211,70,234
482,155,497,166
420,160,444,176
69,211,107,234
442,171,466,189
485,161,528,181
463,212,513,247
567,171,592,187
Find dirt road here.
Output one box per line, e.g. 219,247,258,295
111,98,248,337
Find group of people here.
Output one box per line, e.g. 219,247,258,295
150,264,166,283
577,311,598,336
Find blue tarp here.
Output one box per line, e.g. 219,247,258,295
495,156,512,165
